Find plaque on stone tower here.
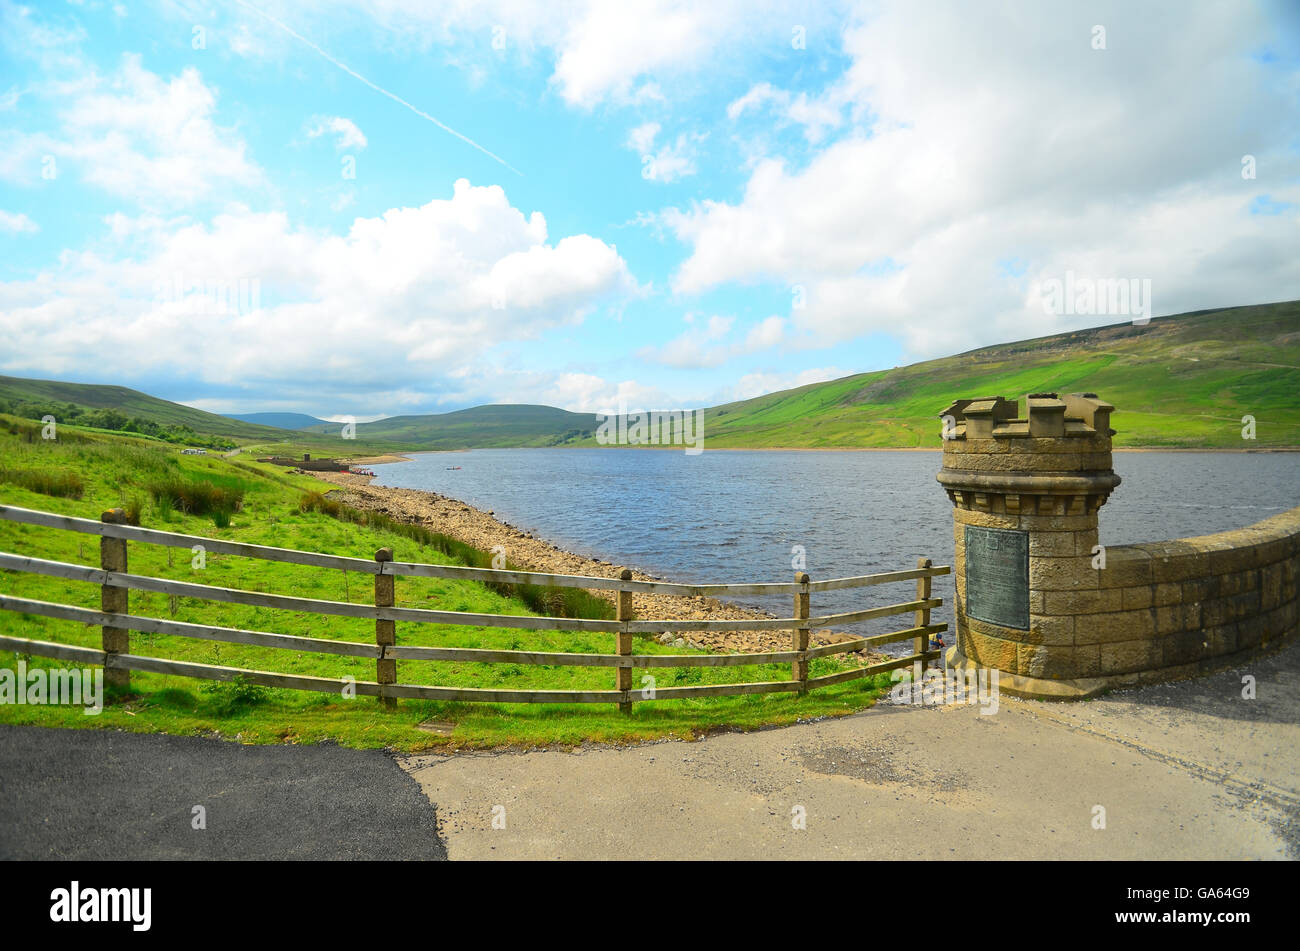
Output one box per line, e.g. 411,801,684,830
964,526,1030,630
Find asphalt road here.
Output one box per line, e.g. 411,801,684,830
3,639,1296,861
0,727,446,860
403,639,1300,860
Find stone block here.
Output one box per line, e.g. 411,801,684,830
1071,643,1102,677
1161,629,1210,667
1207,623,1238,656
1029,613,1076,646
1261,563,1285,609
1121,586,1153,610
1099,639,1162,675
1044,587,1124,615
1029,556,1100,591
1028,531,1080,556
1153,582,1183,607
1096,547,1152,587
1142,546,1210,583
1155,602,1201,635
1019,643,1073,679
1019,513,1100,532
1077,609,1156,644
965,629,1018,671
954,508,1022,530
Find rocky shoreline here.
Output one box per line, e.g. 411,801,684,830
306,470,882,659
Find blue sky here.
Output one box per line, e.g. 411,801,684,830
1,0,1297,420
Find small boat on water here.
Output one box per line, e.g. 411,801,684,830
446,466,462,470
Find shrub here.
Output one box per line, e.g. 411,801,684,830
148,476,245,526
199,675,269,716
0,466,85,499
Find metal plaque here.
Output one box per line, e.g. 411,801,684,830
964,526,1030,630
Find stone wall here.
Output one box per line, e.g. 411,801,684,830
938,393,1300,698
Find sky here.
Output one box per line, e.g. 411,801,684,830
0,0,1297,421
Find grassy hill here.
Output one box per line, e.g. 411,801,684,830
689,300,1300,449
0,375,286,441
0,376,402,455
303,403,599,449
227,412,331,430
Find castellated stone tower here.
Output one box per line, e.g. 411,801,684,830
937,393,1123,697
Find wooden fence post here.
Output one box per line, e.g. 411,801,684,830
914,557,933,672
100,509,129,691
616,568,633,714
792,572,810,691
375,547,396,709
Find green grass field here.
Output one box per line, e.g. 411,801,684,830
0,420,892,749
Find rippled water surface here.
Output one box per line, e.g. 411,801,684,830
372,449,1300,638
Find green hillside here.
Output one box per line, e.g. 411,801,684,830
0,376,401,455
690,300,1300,449
0,375,285,441
305,403,599,449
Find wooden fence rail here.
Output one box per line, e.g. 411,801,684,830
0,503,948,711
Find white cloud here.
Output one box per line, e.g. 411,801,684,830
627,122,660,155
0,210,38,233
721,366,848,403
727,82,844,143
0,179,640,410
244,0,811,109
626,121,702,183
640,314,789,368
307,115,368,150
1,53,263,207
669,0,1300,359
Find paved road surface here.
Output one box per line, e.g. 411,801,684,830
0,727,446,860
402,640,1300,860
3,641,1295,860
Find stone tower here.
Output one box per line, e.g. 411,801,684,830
936,393,1122,697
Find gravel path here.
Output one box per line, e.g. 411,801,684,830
0,726,447,860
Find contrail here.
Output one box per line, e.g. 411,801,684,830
233,0,522,176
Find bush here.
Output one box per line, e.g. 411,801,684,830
199,675,269,716
0,466,85,499
148,476,245,526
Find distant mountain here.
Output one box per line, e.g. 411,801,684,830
227,412,331,430
302,403,599,449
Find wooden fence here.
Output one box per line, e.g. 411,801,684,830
0,503,949,712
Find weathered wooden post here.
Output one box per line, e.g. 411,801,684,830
914,557,933,671
100,509,130,691
374,547,396,709
616,568,633,713
792,571,810,691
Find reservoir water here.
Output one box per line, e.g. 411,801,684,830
371,449,1300,640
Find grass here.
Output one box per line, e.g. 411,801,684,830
0,418,891,750
0,466,85,499
298,490,614,620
